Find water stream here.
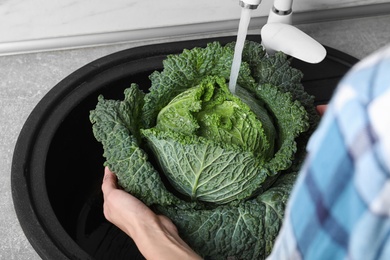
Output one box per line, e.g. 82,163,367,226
228,7,253,94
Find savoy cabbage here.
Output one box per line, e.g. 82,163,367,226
90,41,319,259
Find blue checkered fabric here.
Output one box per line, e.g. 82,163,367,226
268,45,390,260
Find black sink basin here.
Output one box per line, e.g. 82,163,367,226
11,35,358,260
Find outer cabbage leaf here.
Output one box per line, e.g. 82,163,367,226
89,84,191,208
157,173,297,259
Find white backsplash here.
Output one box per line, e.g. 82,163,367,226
0,0,389,54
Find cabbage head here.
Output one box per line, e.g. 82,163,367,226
90,41,319,259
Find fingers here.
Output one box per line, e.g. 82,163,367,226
316,104,328,116
101,167,123,225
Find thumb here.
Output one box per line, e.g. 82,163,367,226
102,166,118,194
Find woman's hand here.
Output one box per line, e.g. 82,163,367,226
101,166,202,260
316,104,328,116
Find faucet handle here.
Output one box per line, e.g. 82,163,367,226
261,23,326,64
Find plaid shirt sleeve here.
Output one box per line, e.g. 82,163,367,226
267,45,390,260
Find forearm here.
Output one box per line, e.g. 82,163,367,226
128,215,202,260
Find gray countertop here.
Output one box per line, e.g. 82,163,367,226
2,14,389,259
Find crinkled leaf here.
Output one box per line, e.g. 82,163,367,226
157,173,297,260
143,42,254,128
250,83,310,174
239,41,319,131
142,128,273,204
155,76,275,159
90,84,189,207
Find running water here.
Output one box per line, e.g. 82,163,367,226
229,7,252,94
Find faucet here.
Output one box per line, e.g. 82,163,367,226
239,0,326,64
